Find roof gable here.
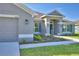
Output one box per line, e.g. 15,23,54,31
13,3,34,15
48,10,64,16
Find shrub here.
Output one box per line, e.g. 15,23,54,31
73,33,79,36
34,35,42,41
47,35,54,38
19,39,27,44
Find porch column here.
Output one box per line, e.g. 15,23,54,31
72,24,75,34
57,20,63,35
40,19,46,36
45,18,50,36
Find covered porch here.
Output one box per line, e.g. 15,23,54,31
44,15,63,36
44,15,74,36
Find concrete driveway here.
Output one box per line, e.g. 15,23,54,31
0,42,19,56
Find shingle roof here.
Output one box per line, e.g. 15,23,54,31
34,11,44,16
48,10,64,16
33,11,44,18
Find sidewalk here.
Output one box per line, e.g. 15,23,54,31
20,41,77,49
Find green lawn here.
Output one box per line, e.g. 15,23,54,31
20,44,79,56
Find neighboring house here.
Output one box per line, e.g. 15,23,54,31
74,20,79,33
34,10,75,36
0,3,34,42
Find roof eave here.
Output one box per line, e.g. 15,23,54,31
13,3,34,16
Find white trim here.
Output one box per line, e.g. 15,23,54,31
0,14,19,18
19,34,33,38
58,21,74,24
41,15,63,18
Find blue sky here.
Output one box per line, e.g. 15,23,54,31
25,3,79,21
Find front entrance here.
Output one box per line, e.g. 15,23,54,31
49,20,59,35
50,23,54,35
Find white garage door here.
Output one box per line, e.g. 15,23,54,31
0,17,18,42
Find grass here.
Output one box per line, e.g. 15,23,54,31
20,43,79,56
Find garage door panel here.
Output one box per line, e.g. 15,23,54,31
0,17,18,42
0,33,17,42
0,19,17,32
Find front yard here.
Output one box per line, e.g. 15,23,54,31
20,43,79,56
20,35,68,44
20,33,79,56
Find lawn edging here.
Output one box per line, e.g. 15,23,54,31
20,41,76,49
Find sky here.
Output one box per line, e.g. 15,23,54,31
25,3,79,21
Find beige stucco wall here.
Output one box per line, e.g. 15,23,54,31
0,3,34,42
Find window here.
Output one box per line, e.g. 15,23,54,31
62,24,72,32
68,25,72,32
62,24,67,32
39,23,41,32
34,22,39,32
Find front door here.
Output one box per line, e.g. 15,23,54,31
50,23,54,35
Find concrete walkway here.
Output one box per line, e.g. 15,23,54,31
0,42,20,56
20,41,77,49
54,35,79,42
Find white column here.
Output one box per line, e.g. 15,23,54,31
57,20,63,35
45,18,50,36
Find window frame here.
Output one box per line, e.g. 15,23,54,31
34,22,39,32
62,24,72,32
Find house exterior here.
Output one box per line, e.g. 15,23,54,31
0,3,34,42
74,20,79,33
0,3,75,42
34,10,75,36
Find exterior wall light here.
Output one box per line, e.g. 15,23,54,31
25,19,28,24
